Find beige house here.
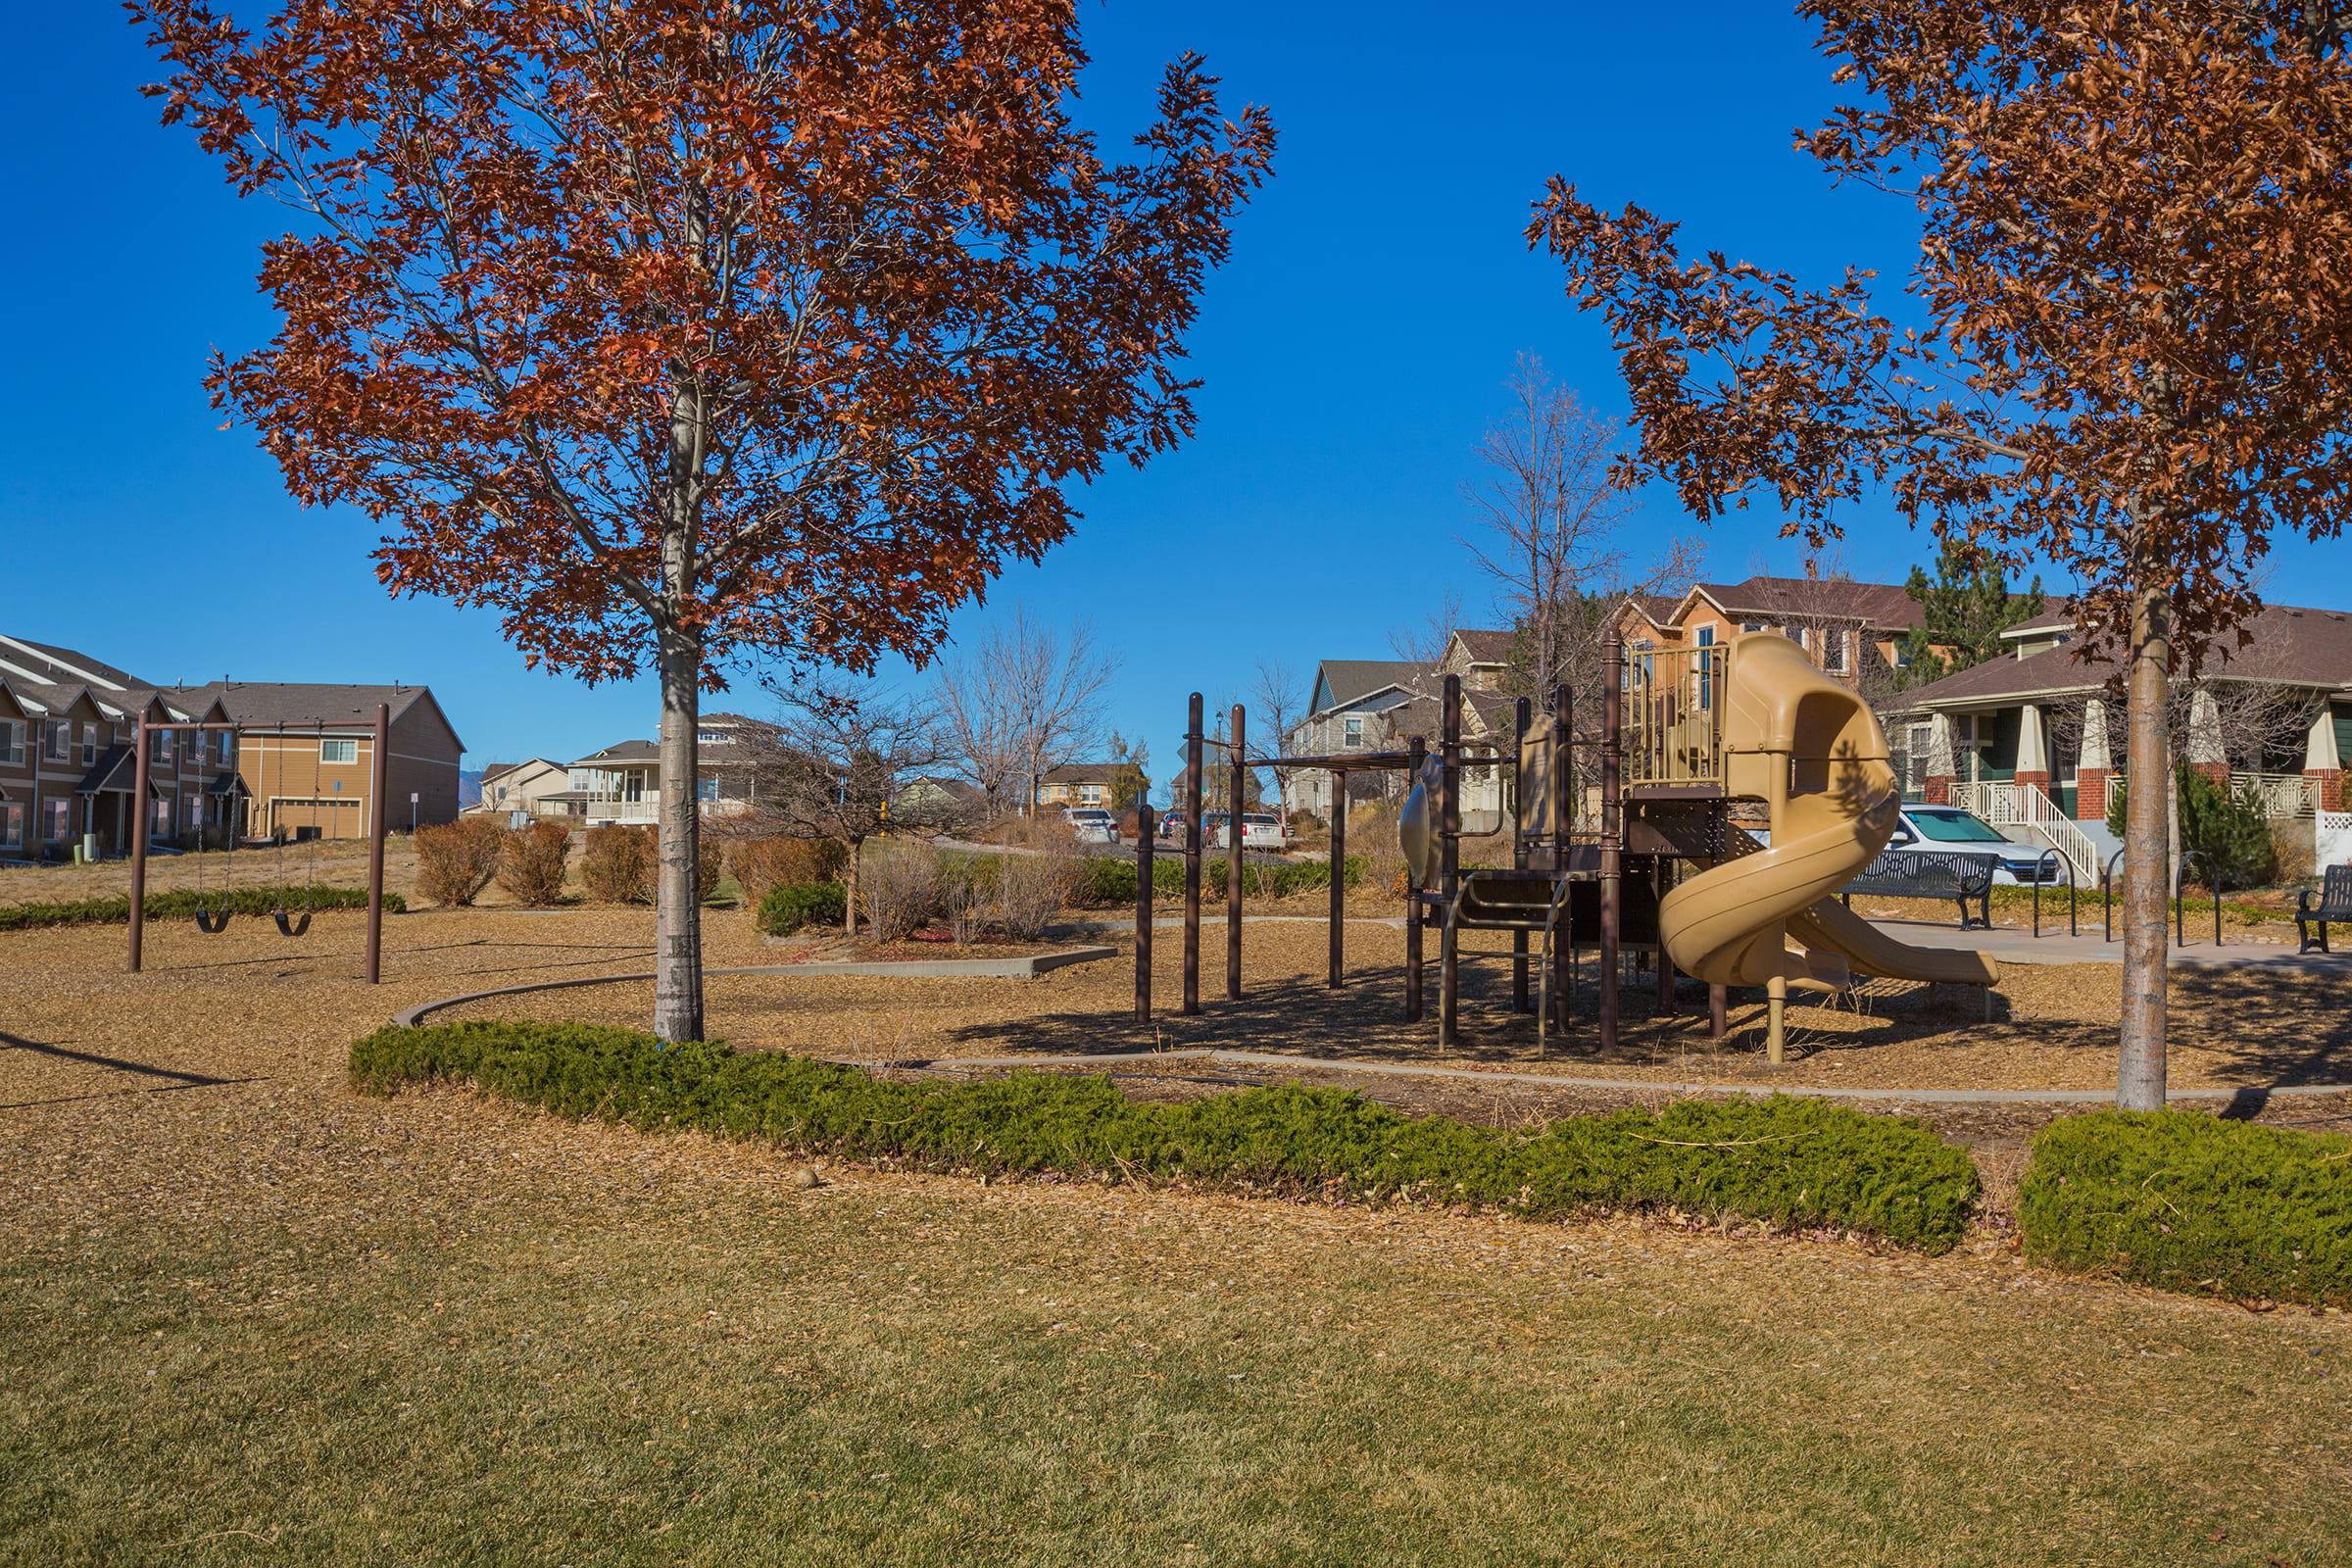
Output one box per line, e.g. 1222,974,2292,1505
469,759,570,818
172,682,466,841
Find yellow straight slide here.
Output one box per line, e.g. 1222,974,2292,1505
1657,634,1998,992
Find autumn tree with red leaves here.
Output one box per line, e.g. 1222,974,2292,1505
1531,2,2352,1107
137,0,1274,1040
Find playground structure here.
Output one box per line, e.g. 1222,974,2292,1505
123,704,393,984
1145,629,2000,1062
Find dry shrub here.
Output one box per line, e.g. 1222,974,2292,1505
496,822,571,906
860,838,943,941
581,825,658,904
992,830,1077,941
941,859,987,946
727,837,848,905
416,816,506,906
2273,824,2317,887
1348,799,1406,901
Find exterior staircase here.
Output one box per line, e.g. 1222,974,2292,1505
1963,779,2104,884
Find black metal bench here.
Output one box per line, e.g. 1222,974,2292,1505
1841,850,1994,931
2297,866,2352,955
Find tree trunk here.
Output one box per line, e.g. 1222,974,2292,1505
843,835,860,937
653,625,706,1044
2117,579,2171,1109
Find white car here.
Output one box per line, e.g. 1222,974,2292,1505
1886,805,2063,886
1240,812,1288,852
1061,807,1120,847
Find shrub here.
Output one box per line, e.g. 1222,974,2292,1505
861,839,944,941
351,1022,1983,1252
496,822,571,906
2108,767,2276,890
415,816,506,906
581,825,658,904
993,846,1075,939
0,885,403,933
756,879,847,937
2020,1109,2352,1307
726,837,847,906
1071,855,1367,908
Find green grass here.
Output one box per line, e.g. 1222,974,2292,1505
350,1021,1984,1251
5,1181,2347,1566
0,884,400,931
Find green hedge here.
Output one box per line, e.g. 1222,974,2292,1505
1076,854,1366,906
756,879,847,936
2020,1109,2352,1307
0,885,400,933
350,1021,1982,1251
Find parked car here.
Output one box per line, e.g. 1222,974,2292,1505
1155,812,1190,848
1886,805,2063,885
1061,807,1120,847
1240,812,1288,852
1198,811,1230,848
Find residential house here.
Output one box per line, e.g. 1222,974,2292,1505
1613,575,1935,687
1037,762,1135,809
0,635,242,859
534,715,786,825
172,682,466,840
1285,660,1426,819
1286,633,1530,823
1891,600,2352,877
468,759,570,819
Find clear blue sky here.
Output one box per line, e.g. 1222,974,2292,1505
5,4,2344,792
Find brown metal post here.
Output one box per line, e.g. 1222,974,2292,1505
1404,734,1426,1021
1599,631,1624,1053
1226,703,1245,1002
1183,693,1203,1015
366,702,389,984
1511,695,1531,1014
1551,682,1572,1031
1439,674,1461,1048
1327,770,1346,987
1710,983,1729,1039
127,717,151,973
1135,804,1154,1021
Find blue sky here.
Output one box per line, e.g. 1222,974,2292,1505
5,4,2344,792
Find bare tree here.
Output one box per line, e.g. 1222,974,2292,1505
755,679,956,935
932,608,1117,817
1388,590,1463,664
1465,354,1700,717
1250,659,1311,820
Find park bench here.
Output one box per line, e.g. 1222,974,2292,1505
2296,865,2352,955
1840,850,1995,931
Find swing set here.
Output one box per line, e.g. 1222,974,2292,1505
125,703,391,983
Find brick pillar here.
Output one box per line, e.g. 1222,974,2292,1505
2076,767,2110,822
2014,768,2049,792
1923,773,1953,806
2310,768,2344,811
2191,760,2230,788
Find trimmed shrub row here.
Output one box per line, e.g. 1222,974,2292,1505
0,884,400,932
2021,1109,2352,1308
349,1021,1983,1252
1073,854,1367,906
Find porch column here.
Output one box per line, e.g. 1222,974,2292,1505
2305,704,2344,811
2013,703,2050,795
2186,689,2229,787
1922,712,1956,807
2077,699,2112,822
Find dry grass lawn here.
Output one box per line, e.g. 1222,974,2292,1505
4,904,2350,1564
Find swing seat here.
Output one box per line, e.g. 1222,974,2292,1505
272,908,312,938
193,907,233,934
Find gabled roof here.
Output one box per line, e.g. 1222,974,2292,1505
1311,659,1426,714
1686,575,1924,631
1898,601,2352,710
574,739,661,766
480,757,564,784
1041,761,1134,784
1449,628,1515,665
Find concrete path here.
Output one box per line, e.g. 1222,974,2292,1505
1872,918,2352,971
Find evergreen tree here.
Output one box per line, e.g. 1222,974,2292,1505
1896,543,2046,689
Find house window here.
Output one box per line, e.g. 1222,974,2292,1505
150,797,170,838
213,731,234,766
80,722,97,766
44,721,70,761
1893,643,1913,668
0,720,22,765
1822,627,1849,673
0,802,21,847
1695,625,1716,707
319,739,359,765
568,769,592,791
150,727,173,764
697,776,719,803
46,798,73,841
697,728,729,745
1080,785,1104,805
184,792,204,828
1344,715,1364,747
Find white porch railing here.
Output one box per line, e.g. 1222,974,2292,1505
2231,770,2319,820
1949,779,2102,883
531,799,660,824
